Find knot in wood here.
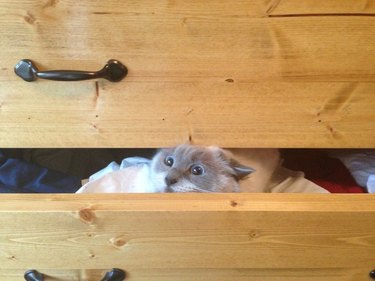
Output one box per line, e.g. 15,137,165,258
249,231,260,239
230,200,238,207
111,237,127,248
78,208,96,224
24,12,36,25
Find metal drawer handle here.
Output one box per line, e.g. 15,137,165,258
15,59,128,82
101,268,126,281
24,270,44,281
24,268,126,281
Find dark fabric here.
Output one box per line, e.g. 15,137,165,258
0,151,81,193
2,148,156,178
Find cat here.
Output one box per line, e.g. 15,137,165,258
76,144,254,193
79,146,330,193
149,144,254,193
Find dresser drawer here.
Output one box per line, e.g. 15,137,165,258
0,0,374,148
2,193,375,281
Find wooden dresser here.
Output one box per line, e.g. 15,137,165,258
1,1,375,280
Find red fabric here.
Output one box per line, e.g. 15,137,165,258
282,150,365,193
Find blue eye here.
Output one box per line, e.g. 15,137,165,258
191,165,205,175
164,156,174,167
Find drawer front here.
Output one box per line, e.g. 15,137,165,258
0,1,375,147
1,194,375,281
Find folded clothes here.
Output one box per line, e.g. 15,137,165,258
88,157,150,181
281,149,364,193
76,157,159,193
329,150,375,193
230,149,329,193
0,151,81,193
368,175,375,193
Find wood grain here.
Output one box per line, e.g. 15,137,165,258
2,4,375,83
0,268,369,281
1,1,375,280
0,194,375,280
270,0,375,16
0,1,374,147
0,81,374,147
2,193,375,212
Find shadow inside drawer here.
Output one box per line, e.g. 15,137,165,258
0,148,372,194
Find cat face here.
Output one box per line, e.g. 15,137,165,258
150,144,254,193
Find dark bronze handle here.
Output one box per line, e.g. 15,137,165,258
24,269,126,281
101,268,126,281
24,270,44,281
15,59,128,82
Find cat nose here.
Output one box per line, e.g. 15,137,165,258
165,176,178,186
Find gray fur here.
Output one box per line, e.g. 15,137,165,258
149,144,254,193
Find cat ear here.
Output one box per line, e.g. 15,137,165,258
231,161,255,180
209,146,255,180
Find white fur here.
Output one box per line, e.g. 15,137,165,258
148,154,168,192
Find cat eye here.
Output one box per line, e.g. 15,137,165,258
191,165,205,175
164,156,174,167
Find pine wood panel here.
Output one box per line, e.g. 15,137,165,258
0,81,374,147
1,4,375,83
0,1,375,147
0,194,375,280
0,268,369,281
270,0,375,16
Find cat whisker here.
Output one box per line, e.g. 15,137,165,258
189,187,214,193
170,185,214,193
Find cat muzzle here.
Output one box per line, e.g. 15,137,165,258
165,176,178,186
